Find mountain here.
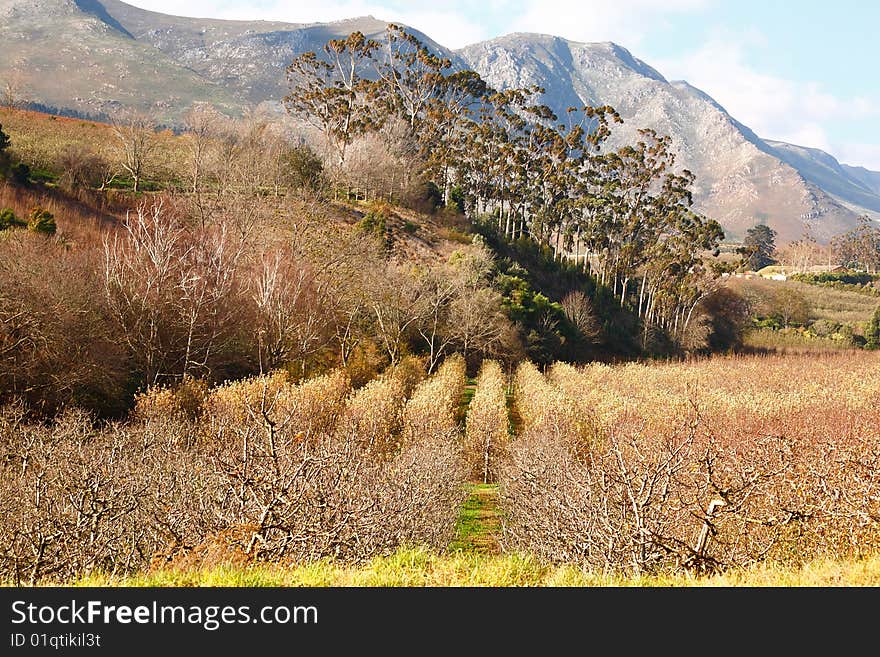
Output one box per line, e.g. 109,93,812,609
0,0,239,115
764,140,880,219
458,34,875,242
1,0,878,242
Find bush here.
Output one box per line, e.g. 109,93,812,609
500,355,880,574
809,319,842,338
448,186,466,214
0,207,24,230
358,200,390,237
0,364,469,582
284,144,325,192
10,163,30,185
464,360,509,482
26,206,56,235
866,306,880,350
791,272,877,286
401,178,442,214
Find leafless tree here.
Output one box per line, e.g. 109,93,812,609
561,290,601,342
110,110,157,193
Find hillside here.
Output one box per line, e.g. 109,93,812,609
766,139,880,218
2,0,879,243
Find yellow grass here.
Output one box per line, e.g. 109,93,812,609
42,548,880,587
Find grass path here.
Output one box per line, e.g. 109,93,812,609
449,483,501,553
449,373,515,555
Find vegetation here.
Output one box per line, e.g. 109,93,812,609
866,305,880,349
832,215,880,274
502,353,880,574
285,25,726,354
64,549,880,587
738,223,777,270
2,25,880,589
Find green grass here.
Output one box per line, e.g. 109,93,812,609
727,277,878,325
30,549,880,587
459,378,476,421
449,483,501,553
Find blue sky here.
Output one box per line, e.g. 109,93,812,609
132,0,880,170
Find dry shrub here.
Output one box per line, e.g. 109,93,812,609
514,361,599,451
401,353,466,444
464,360,509,482
0,230,126,415
200,367,466,563
340,374,407,456
385,354,428,398
500,353,880,575
0,406,219,584
134,376,210,422
512,361,553,432
0,362,467,581
203,369,350,444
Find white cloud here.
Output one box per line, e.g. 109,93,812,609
124,0,710,48
654,33,880,167
507,0,711,46
834,144,880,172
125,1,488,49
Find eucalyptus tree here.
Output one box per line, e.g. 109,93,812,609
284,32,381,170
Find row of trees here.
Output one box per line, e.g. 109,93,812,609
284,26,726,347
0,191,521,415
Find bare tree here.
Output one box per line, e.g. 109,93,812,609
110,110,157,193
103,201,247,386
561,290,601,342
183,103,221,194
252,249,333,373
1,68,29,109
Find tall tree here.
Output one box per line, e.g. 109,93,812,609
110,110,157,193
739,224,777,271
832,215,880,274
865,304,880,350
284,32,380,171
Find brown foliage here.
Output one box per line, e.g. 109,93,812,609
501,355,880,574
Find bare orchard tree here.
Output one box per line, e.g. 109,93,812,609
110,109,157,192
103,201,248,386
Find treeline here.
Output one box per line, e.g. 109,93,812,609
284,25,726,347
0,23,760,417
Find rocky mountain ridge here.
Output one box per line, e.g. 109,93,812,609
1,0,877,241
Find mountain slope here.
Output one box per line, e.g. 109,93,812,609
841,165,880,197
1,0,877,242
90,0,462,106
0,0,239,117
764,140,880,218
458,34,865,242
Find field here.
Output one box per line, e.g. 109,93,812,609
5,351,880,586
726,275,878,325
0,107,186,183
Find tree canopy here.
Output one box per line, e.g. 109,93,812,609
739,224,777,271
